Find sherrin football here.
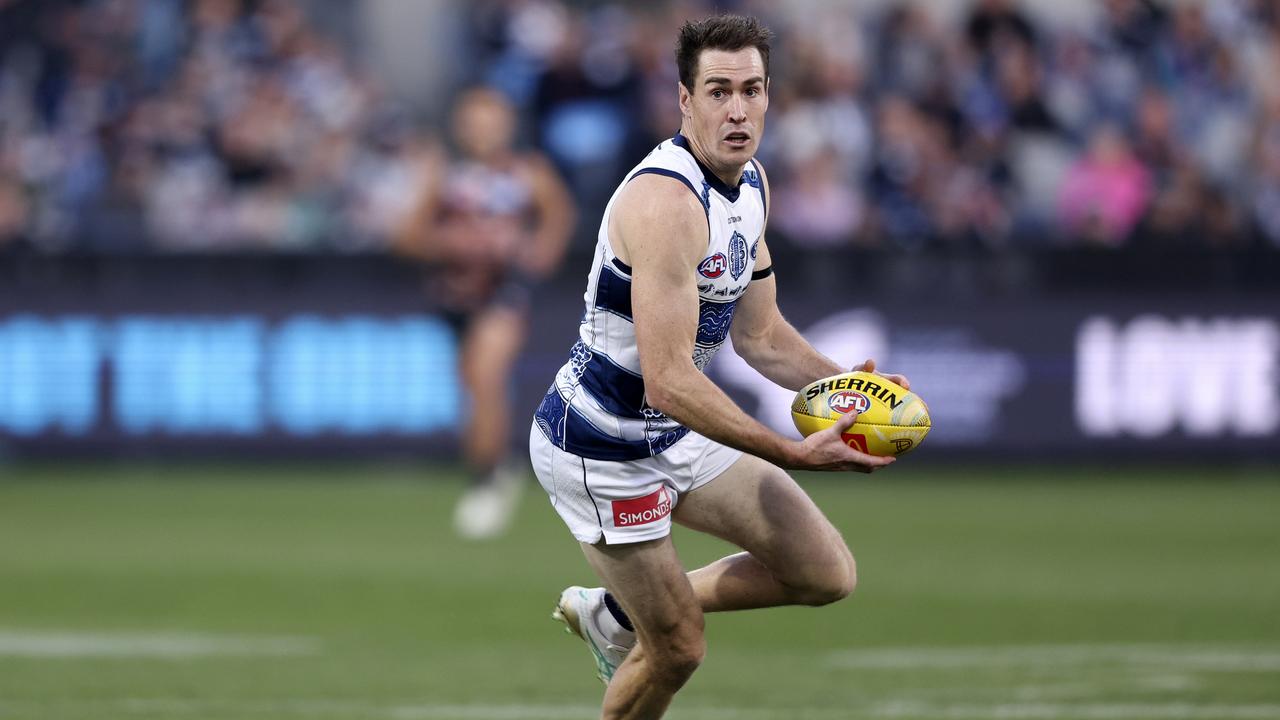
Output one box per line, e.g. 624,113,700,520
792,371,931,456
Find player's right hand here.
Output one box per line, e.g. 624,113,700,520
787,409,896,473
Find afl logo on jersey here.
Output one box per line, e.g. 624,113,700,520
828,391,870,415
728,232,748,281
698,253,727,278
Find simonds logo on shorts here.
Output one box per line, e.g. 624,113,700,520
612,488,672,527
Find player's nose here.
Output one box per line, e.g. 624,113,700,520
728,93,747,122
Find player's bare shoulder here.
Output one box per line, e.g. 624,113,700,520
609,174,709,267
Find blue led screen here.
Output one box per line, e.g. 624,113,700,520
0,315,460,438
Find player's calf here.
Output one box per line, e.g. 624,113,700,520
600,612,705,720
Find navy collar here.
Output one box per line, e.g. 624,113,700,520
671,132,745,203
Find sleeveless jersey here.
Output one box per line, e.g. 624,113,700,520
434,158,535,310
533,133,768,461
439,160,533,219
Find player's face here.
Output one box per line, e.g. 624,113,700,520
679,47,768,173
453,90,516,162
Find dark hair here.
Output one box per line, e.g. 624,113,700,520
676,14,773,92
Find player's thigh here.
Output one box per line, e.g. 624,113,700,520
672,454,850,575
459,305,525,387
581,537,703,648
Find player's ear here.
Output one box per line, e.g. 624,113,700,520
678,81,692,119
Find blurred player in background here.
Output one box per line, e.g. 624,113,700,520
397,87,575,540
531,14,907,719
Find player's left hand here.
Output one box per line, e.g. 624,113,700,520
853,358,910,391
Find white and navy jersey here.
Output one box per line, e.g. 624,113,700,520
533,133,770,461
440,160,533,219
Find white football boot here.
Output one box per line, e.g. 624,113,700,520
453,463,525,540
552,586,636,684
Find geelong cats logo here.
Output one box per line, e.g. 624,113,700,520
728,232,748,281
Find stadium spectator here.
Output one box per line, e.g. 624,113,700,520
1058,123,1152,245
772,149,867,248
867,95,946,248
965,0,1037,63
5,0,1280,250
1250,94,1280,247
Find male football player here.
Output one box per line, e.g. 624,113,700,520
529,15,907,719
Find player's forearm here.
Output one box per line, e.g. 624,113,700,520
738,320,842,391
646,363,799,468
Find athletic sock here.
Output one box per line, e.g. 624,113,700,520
602,591,634,632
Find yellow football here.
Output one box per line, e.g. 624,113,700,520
791,371,931,456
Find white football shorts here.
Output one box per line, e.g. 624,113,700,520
529,421,743,545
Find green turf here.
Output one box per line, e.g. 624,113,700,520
1,463,1278,719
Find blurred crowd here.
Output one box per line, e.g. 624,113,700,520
4,0,1280,253
0,0,429,252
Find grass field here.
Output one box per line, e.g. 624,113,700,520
1,463,1278,720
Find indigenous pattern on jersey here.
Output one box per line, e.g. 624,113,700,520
534,134,768,461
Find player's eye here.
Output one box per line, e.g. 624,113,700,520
711,89,725,99
746,87,760,97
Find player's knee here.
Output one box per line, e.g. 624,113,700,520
835,547,858,600
801,573,854,607
649,618,706,685
659,635,705,685
798,546,857,607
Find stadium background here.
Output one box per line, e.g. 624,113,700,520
0,1,1277,719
